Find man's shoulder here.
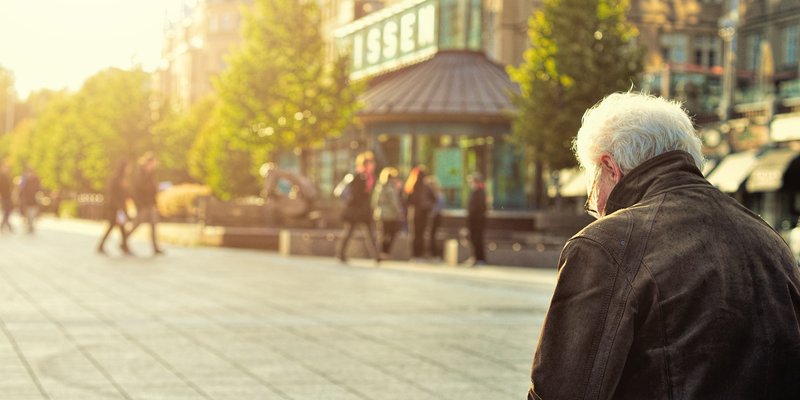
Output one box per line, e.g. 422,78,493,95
572,211,631,244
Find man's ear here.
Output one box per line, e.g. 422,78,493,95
599,154,624,184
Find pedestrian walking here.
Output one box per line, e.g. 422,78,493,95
466,173,487,266
97,160,132,255
0,162,14,233
127,153,164,255
426,175,444,260
404,165,436,261
18,167,41,234
528,92,800,399
335,151,380,263
372,167,404,260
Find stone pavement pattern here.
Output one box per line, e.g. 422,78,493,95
0,219,557,400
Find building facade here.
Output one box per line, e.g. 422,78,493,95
312,0,540,211
158,0,250,111
155,0,800,223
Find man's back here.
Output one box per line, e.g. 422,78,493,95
629,176,800,399
531,151,800,400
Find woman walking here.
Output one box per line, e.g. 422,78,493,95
372,167,404,260
335,151,380,264
404,165,436,261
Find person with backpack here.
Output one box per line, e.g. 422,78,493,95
334,151,380,264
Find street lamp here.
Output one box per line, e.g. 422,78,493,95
718,24,736,123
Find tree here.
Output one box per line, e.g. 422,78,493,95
0,66,15,135
154,95,217,184
507,0,643,207
204,0,361,198
2,68,156,193
188,106,266,200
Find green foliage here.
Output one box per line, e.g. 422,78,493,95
188,106,264,200
508,0,644,171
0,68,156,192
201,0,361,198
154,95,217,184
58,199,79,218
156,183,212,219
0,66,14,135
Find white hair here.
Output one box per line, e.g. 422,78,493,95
573,92,704,175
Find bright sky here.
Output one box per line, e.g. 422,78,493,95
0,0,170,99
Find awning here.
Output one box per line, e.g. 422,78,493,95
358,50,518,124
771,113,800,142
560,169,589,198
706,150,758,193
746,148,800,192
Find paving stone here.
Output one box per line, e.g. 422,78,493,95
0,218,557,399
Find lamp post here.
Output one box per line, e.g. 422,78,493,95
718,0,739,152
718,24,736,124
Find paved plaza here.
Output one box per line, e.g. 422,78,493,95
0,218,557,399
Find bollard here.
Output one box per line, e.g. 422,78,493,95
279,229,291,257
445,239,459,267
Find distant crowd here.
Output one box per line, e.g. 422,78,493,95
0,153,165,257
1,150,489,264
334,151,487,266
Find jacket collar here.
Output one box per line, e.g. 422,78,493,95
604,150,708,215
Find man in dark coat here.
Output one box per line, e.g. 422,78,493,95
528,92,800,399
128,153,164,255
97,161,132,255
467,173,487,266
335,151,379,263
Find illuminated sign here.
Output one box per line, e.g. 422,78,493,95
335,0,438,80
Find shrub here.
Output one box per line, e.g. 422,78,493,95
157,184,212,221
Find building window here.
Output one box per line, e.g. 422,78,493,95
693,35,722,68
209,14,219,32
220,12,234,31
661,33,689,64
438,0,482,51
783,25,798,67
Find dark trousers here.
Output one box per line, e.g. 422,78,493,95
1,202,12,232
129,205,160,251
469,220,486,262
429,212,442,258
98,211,129,251
338,221,379,261
380,220,400,254
412,207,430,258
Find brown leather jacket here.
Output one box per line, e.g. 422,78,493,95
529,151,800,400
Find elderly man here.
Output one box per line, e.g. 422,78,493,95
529,93,800,399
